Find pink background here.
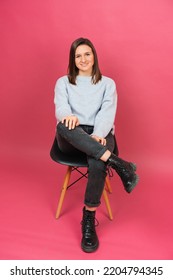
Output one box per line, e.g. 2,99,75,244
0,0,173,259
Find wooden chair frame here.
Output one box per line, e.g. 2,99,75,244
55,166,113,220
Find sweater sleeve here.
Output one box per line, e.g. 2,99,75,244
54,77,73,122
92,79,117,138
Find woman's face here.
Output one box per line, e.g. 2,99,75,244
75,44,94,76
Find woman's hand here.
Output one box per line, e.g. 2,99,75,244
62,115,79,130
91,135,107,146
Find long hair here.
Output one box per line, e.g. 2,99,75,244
68,37,102,85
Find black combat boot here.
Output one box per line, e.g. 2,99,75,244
107,154,139,193
81,207,99,253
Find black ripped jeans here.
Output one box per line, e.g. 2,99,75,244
56,122,115,207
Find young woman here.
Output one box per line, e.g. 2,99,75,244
54,37,139,253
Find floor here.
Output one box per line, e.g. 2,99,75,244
0,145,173,260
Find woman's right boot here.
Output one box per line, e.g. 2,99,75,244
107,154,139,193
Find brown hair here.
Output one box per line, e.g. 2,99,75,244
68,37,102,85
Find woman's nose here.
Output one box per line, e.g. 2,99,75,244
81,56,86,62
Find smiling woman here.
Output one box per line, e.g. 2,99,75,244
53,37,139,253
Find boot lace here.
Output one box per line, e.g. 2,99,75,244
81,216,99,234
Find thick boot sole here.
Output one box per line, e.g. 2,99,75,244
81,240,99,253
125,173,139,193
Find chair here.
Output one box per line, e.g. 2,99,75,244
50,135,119,220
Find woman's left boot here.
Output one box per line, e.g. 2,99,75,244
107,153,139,193
81,207,99,253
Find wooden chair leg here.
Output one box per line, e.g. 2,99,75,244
103,186,113,220
55,166,72,219
105,175,112,193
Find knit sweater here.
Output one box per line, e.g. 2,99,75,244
54,75,117,138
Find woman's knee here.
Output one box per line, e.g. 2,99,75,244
56,122,72,138
56,122,65,134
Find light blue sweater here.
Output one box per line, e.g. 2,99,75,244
54,75,117,138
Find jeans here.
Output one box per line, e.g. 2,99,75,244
56,122,115,207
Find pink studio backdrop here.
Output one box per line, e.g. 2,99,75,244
0,0,173,259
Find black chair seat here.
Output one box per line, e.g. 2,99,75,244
50,138,88,167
